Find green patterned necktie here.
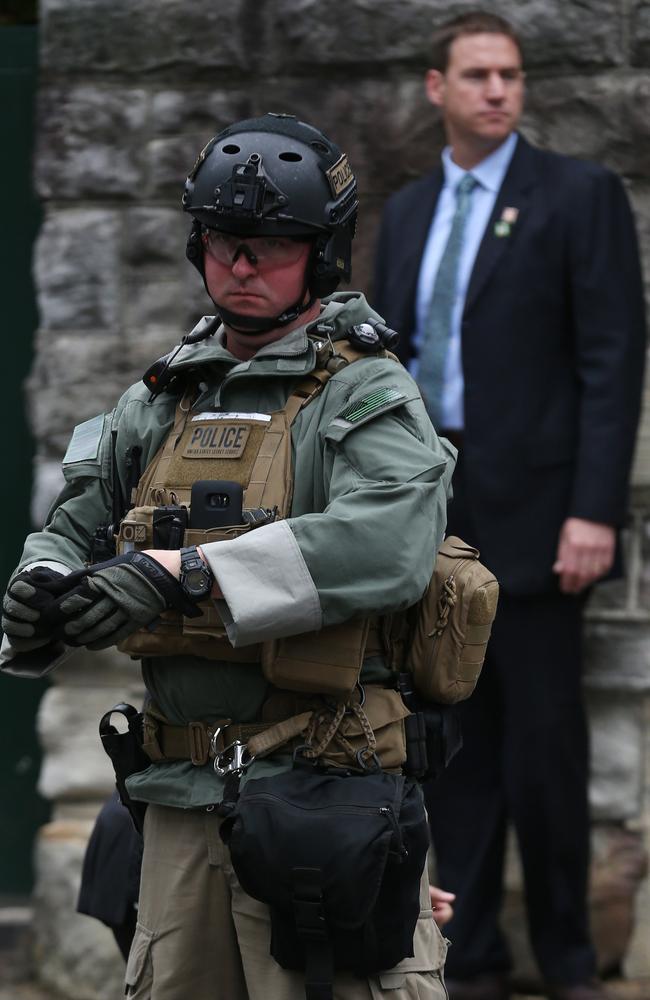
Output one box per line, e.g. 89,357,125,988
418,173,478,427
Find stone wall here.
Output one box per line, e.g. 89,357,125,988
28,1,650,995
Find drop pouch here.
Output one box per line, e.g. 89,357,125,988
220,764,429,1000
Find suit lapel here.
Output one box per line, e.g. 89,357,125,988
464,135,537,314
395,170,444,291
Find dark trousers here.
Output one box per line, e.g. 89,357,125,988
426,461,597,985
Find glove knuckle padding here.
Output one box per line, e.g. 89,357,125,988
3,597,40,623
58,592,95,615
63,597,119,635
84,609,129,641
9,580,39,603
2,617,36,637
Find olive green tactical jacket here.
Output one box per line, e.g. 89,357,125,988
2,292,455,807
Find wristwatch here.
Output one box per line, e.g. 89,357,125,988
179,546,214,603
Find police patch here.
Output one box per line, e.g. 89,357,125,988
326,154,354,198
337,388,406,424
183,422,250,459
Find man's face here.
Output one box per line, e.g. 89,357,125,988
426,33,524,152
203,231,313,346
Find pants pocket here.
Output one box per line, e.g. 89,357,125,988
370,968,449,998
125,922,155,998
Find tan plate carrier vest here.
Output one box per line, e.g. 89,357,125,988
116,338,499,707
117,339,383,700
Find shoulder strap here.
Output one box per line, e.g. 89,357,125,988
284,340,398,426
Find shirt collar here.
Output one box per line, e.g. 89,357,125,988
441,131,519,194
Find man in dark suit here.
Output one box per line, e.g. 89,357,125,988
373,12,646,1000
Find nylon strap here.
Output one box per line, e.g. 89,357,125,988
247,711,314,758
144,710,314,766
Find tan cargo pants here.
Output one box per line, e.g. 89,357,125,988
125,803,448,1000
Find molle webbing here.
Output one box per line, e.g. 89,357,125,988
119,338,395,673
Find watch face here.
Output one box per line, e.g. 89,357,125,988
184,567,210,595
180,547,213,602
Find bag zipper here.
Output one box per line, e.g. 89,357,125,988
239,792,408,860
379,806,409,861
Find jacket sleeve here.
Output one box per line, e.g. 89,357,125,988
0,412,118,676
566,166,647,525
204,366,455,647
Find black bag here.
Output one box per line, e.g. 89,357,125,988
220,763,429,1000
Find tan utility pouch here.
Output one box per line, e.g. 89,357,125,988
408,536,499,704
261,618,370,699
262,686,409,772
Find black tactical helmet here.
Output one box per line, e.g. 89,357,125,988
182,113,358,331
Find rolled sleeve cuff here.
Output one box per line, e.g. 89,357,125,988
0,633,72,678
1,561,76,677
201,520,322,647
23,560,75,576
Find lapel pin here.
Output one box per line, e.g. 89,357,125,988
494,205,519,238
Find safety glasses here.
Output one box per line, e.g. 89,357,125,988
202,229,311,269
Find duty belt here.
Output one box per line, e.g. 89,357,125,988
143,708,313,770
143,714,267,766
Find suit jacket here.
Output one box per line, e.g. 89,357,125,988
373,135,647,594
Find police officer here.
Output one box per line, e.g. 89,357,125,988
2,114,455,1000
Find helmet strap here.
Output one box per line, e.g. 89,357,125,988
213,285,316,336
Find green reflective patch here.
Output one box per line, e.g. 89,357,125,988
338,388,406,424
62,413,105,464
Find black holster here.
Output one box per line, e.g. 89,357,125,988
398,673,463,781
99,703,150,834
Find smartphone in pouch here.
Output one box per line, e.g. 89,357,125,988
189,480,244,529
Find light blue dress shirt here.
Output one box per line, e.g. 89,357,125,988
410,131,519,429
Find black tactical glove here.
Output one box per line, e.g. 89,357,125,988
3,554,201,653
2,566,71,651
52,551,202,650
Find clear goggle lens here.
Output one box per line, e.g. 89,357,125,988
202,229,310,267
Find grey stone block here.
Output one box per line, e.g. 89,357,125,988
353,196,384,301
37,686,117,800
33,822,125,1000
122,208,187,265
53,644,146,692
30,460,65,530
34,210,121,330
147,134,215,199
27,330,125,455
263,0,623,71
525,74,650,179
35,85,147,199
631,0,650,66
150,88,251,137
41,0,250,76
583,621,650,692
123,275,191,335
587,692,645,820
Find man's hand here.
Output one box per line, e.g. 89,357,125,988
429,885,455,928
56,551,204,650
2,567,71,650
552,517,615,594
